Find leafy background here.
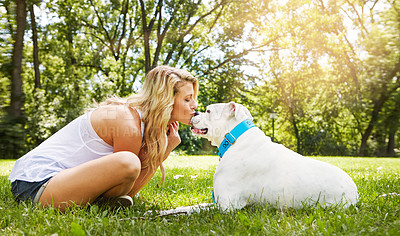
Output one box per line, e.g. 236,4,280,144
1,0,399,158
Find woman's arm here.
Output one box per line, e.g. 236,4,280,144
128,122,181,196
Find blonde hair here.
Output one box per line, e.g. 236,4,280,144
101,65,198,182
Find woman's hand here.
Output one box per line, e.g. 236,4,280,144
166,121,181,151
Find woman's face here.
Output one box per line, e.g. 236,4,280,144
170,82,197,125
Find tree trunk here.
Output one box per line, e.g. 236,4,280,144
386,130,396,157
139,0,153,74
10,0,27,118
359,57,400,156
29,3,41,89
359,94,387,156
386,95,400,157
293,118,301,154
288,105,301,154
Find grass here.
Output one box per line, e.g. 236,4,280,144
1,155,399,235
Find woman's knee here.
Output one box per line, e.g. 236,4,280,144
114,151,141,180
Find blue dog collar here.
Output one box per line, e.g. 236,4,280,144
218,119,256,158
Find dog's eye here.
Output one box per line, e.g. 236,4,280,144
206,110,211,113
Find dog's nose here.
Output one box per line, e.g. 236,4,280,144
191,112,200,125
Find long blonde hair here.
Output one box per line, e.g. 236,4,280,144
101,66,198,180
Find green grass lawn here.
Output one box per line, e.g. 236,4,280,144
1,156,399,235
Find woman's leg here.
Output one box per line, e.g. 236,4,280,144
39,151,141,210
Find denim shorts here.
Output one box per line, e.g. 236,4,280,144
11,177,52,203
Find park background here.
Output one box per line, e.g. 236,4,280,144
1,0,400,159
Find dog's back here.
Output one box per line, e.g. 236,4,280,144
213,127,358,210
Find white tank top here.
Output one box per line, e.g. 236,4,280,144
8,109,145,182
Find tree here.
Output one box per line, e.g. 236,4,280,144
9,0,26,119
5,0,280,155
2,0,398,157
0,0,28,158
28,1,41,89
341,0,400,156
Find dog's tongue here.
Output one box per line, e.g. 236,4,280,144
191,127,208,135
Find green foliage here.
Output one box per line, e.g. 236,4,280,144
239,0,400,156
0,0,399,157
299,128,350,156
0,116,26,159
1,156,400,234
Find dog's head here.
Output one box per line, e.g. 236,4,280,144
190,102,253,146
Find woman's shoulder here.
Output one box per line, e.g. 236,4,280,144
95,105,141,123
91,105,143,146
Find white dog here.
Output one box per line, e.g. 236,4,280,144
190,102,358,210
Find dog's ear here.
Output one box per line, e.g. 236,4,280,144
228,102,253,121
227,101,236,117
241,105,254,121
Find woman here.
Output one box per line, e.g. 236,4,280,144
9,65,198,210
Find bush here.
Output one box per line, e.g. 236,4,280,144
0,116,26,159
300,128,350,156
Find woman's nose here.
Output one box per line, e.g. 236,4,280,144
191,100,197,110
